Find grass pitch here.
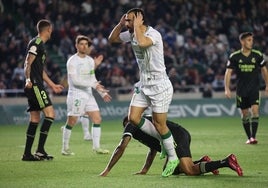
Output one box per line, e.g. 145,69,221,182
0,116,268,188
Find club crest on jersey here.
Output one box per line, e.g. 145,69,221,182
251,58,256,64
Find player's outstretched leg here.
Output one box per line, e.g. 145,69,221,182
226,154,243,176
199,155,219,175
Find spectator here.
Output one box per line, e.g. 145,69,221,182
1,0,268,96
168,67,181,93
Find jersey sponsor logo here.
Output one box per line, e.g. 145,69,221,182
238,64,255,72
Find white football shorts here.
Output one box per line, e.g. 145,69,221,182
130,79,173,113
67,92,99,116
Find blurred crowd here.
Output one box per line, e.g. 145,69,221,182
0,0,268,97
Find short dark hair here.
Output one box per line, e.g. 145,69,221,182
239,32,253,40
126,8,147,25
37,19,51,33
75,35,92,46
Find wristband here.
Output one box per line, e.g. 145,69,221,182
26,78,31,83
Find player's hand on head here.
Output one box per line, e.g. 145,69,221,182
134,12,143,27
119,14,126,26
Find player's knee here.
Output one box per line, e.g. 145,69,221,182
181,165,197,176
30,116,41,122
128,115,140,126
43,107,55,119
67,116,78,126
91,116,102,124
184,169,196,176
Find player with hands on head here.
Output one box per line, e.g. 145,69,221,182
99,115,243,177
108,7,178,177
61,35,111,156
224,32,268,144
22,19,64,161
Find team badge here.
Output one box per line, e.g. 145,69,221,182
251,58,256,64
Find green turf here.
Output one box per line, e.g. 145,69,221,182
0,116,268,188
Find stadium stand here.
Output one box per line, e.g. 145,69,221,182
0,0,267,98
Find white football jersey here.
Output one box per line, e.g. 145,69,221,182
67,53,97,97
119,26,168,85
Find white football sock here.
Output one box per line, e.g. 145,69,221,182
92,125,101,149
162,134,177,161
139,118,161,141
80,116,91,138
62,127,72,151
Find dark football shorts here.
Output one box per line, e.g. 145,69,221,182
236,91,260,109
24,84,52,112
173,129,192,158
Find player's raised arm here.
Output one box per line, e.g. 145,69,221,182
108,14,126,43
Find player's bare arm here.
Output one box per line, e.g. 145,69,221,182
108,14,126,43
133,12,152,48
24,53,35,88
261,66,268,95
224,68,233,98
43,71,64,94
135,148,157,175
100,136,132,177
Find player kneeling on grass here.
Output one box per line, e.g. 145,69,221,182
100,115,243,177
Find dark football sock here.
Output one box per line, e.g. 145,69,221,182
251,117,259,138
242,117,251,139
193,159,201,164
24,122,38,155
37,117,54,153
65,125,73,130
199,160,228,173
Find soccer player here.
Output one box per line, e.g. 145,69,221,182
61,35,111,155
100,115,243,177
108,7,178,177
224,32,268,144
22,19,64,161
